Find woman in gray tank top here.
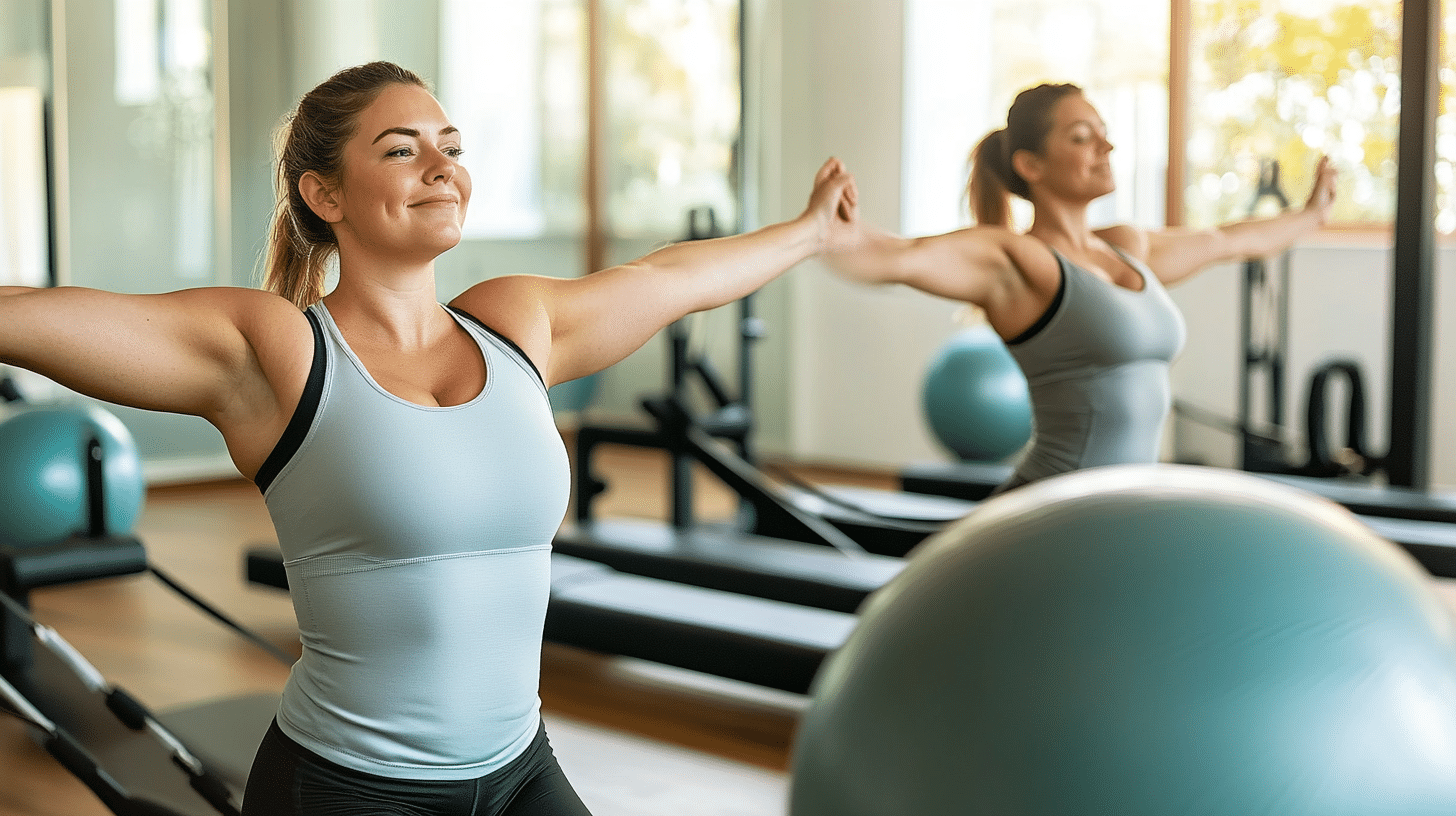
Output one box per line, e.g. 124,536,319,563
1,62,860,815
826,83,1338,492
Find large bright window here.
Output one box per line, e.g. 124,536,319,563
903,0,1169,235
603,0,741,238
906,0,1456,236
1185,0,1403,228
440,0,586,239
440,0,740,241
0,86,49,286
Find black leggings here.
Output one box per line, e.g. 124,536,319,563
241,720,593,816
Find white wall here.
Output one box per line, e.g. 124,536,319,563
754,0,964,468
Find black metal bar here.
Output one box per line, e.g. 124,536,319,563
1237,159,1293,473
639,397,867,556
1385,0,1440,488
573,425,669,523
1,578,32,690
42,16,59,291
736,295,759,463
667,320,695,528
86,436,106,538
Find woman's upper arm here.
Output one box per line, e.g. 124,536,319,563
452,271,680,388
0,286,300,423
826,226,1026,308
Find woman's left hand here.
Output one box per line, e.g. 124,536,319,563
802,157,859,252
1304,155,1338,225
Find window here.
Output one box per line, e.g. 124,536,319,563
906,0,1456,235
0,87,49,286
1185,0,1403,228
439,0,586,239
439,0,741,241
602,0,741,238
903,0,1169,235
65,0,214,286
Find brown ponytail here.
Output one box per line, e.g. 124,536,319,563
968,129,1013,227
964,83,1083,227
262,62,429,309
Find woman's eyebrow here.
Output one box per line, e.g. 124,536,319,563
372,125,460,144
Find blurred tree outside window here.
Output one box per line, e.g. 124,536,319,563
439,0,740,241
907,0,1454,235
603,0,741,238
1185,0,1413,228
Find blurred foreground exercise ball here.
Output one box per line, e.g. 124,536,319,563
0,405,145,545
791,464,1456,816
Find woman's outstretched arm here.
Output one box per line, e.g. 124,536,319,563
1138,155,1338,286
453,157,859,386
820,219,1063,341
0,285,312,475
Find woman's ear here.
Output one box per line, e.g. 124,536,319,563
1010,148,1041,187
299,171,343,224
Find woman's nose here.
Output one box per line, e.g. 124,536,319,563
425,149,454,182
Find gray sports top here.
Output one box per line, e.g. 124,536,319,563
258,302,570,780
1001,246,1186,490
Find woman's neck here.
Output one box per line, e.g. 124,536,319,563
1026,200,1095,252
324,262,447,350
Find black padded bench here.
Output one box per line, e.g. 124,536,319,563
546,555,854,693
899,460,1456,525
553,518,903,613
1261,472,1456,525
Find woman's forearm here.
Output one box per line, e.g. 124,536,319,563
631,214,823,314
1221,205,1326,259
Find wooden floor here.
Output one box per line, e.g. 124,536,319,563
0,442,894,816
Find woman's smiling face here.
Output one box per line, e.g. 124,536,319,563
329,82,473,264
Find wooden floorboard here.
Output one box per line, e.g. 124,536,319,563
1,441,882,816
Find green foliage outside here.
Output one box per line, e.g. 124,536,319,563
1187,0,1454,232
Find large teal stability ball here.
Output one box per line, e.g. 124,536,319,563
921,325,1031,462
791,465,1456,816
0,406,146,546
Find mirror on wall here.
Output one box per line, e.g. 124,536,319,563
63,0,218,292
0,86,50,287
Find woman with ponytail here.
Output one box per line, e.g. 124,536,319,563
826,83,1336,492
1,61,859,814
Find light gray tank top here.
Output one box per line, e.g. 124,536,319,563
1000,246,1186,490
259,302,570,780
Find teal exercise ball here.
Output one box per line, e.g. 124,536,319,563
921,325,1031,462
0,406,146,546
791,465,1456,816
548,372,600,414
